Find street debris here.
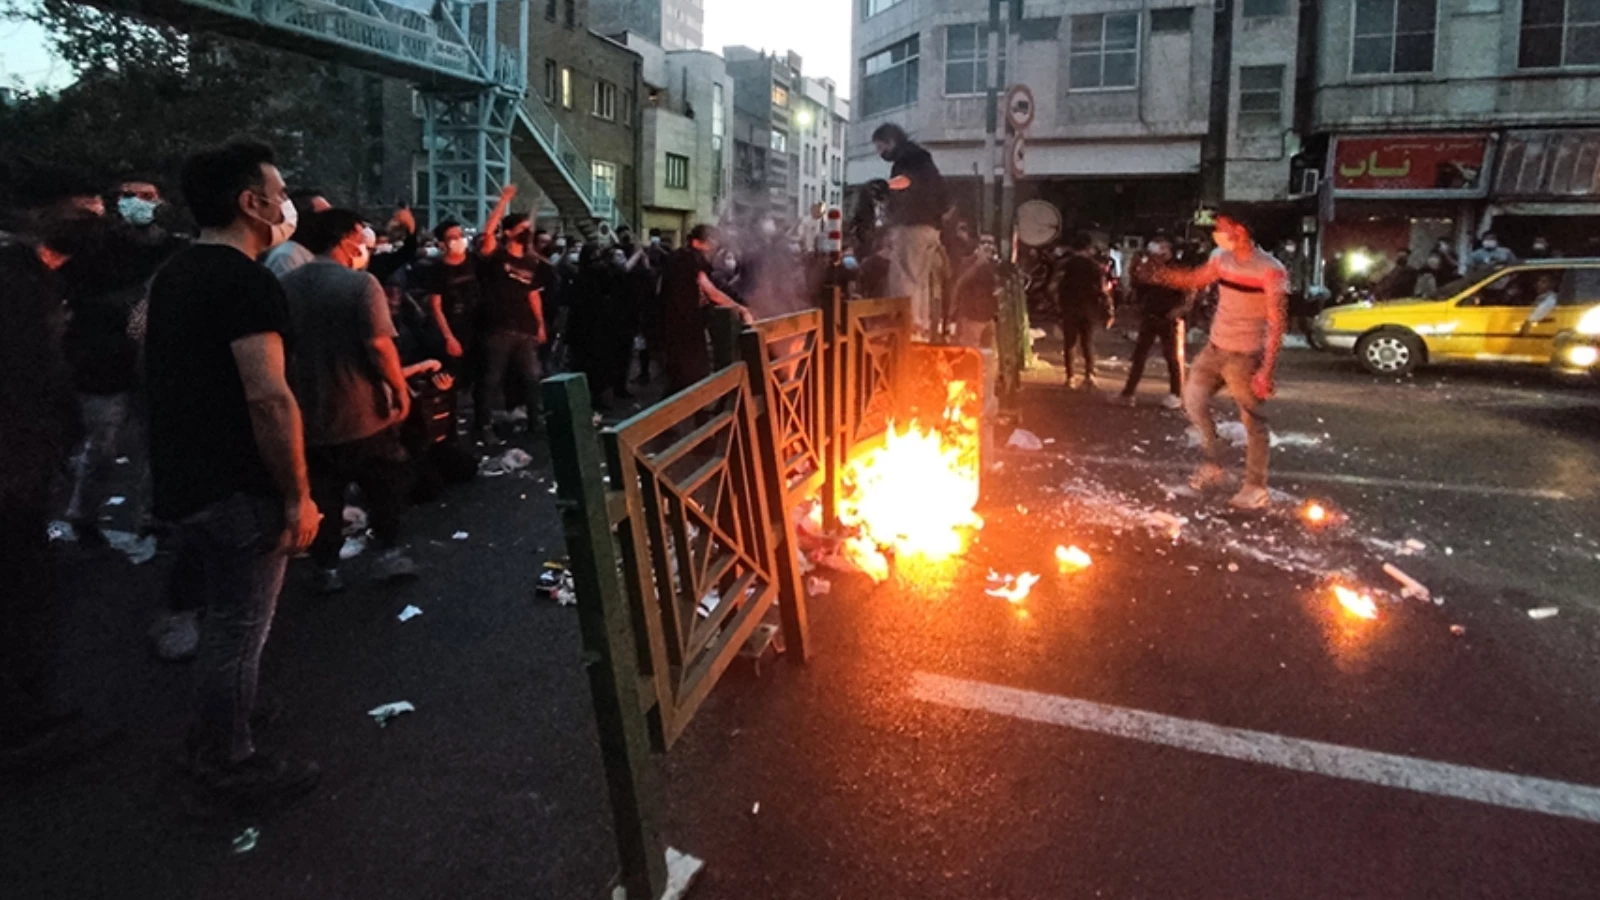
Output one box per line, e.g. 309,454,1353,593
397,605,423,622
806,576,831,596
986,571,1041,603
339,535,367,561
1147,511,1185,540
1450,624,1467,636
1054,545,1092,571
1382,563,1431,602
1184,423,1324,450
106,496,126,506
1527,607,1560,620
535,560,576,605
451,531,469,540
1227,562,1240,573
342,505,368,535
367,701,415,727
104,530,158,565
696,590,721,618
1332,585,1379,620
750,802,761,815
478,447,534,477
231,827,259,855
1006,428,1045,451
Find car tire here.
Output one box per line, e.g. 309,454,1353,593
1356,329,1422,377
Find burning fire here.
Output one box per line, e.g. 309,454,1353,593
1332,585,1378,620
838,381,982,580
1055,545,1093,571
986,572,1040,604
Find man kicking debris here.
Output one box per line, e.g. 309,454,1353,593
1148,212,1286,510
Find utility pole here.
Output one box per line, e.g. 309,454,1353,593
982,0,1002,244
1200,0,1235,209
998,0,1021,259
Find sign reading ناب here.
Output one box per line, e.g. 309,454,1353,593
1330,134,1493,196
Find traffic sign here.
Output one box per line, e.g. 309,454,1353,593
1007,132,1026,179
1004,84,1035,132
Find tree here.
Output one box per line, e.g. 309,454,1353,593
0,0,379,211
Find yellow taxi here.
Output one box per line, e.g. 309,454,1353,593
1314,260,1600,376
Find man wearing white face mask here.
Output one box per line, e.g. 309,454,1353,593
145,140,321,804
261,189,327,279
280,209,415,592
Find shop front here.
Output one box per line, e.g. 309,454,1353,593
1485,129,1600,260
1319,133,1495,291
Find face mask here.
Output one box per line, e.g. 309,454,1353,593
447,237,469,256
759,220,777,237
118,196,159,226
841,255,858,270
264,197,298,248
376,242,394,255
1483,240,1498,250
1533,243,1549,253
362,225,377,247
650,236,661,246
424,246,442,259
721,256,738,272
566,251,580,264
612,254,627,268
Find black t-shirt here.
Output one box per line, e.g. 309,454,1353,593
479,250,552,335
418,256,484,341
145,244,290,520
1056,255,1107,319
660,247,711,344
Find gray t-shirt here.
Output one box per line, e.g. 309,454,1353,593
264,241,314,279
281,260,402,446
1203,247,1287,355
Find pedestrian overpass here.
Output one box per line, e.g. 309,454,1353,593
80,0,607,230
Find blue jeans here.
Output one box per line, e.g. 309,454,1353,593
177,493,288,764
65,392,148,527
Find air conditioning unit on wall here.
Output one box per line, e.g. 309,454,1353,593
1290,168,1319,198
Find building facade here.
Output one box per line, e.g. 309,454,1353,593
624,33,734,240
797,76,852,215
590,0,705,50
1312,0,1600,275
727,47,852,229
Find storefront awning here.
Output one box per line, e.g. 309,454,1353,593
1494,130,1600,200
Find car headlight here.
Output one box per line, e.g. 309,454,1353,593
1577,306,1600,336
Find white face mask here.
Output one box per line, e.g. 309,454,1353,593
1483,240,1498,250
841,255,858,270
650,236,661,245
118,196,160,226
424,246,442,259
446,237,469,256
759,220,778,237
267,198,298,249
566,251,580,263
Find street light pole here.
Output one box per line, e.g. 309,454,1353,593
982,0,1001,242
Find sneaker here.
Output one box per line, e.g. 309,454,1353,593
1161,394,1184,410
190,750,320,807
371,548,418,583
1229,485,1272,510
1189,463,1228,492
315,568,346,595
150,610,200,663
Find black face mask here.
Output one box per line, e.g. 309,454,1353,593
878,145,895,162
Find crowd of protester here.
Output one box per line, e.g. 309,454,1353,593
0,138,802,807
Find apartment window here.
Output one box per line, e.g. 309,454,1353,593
564,0,575,28
1242,0,1288,17
560,67,573,109
593,81,617,120
860,35,919,115
712,83,725,139
1520,0,1600,69
623,90,634,124
543,59,557,102
1352,0,1437,75
1150,8,1193,34
772,84,789,107
665,152,690,189
544,0,556,21
592,160,618,206
410,89,425,118
1238,65,1285,126
771,129,788,152
1069,13,1140,90
945,23,1007,96
860,0,905,21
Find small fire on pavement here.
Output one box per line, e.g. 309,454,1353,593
1054,545,1093,571
1332,585,1379,620
838,380,982,580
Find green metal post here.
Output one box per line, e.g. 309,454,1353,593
542,374,668,899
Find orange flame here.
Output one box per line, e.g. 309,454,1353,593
837,381,982,578
1055,545,1093,571
1302,502,1329,526
1332,585,1378,620
986,572,1041,603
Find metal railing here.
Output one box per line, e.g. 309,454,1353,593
515,88,599,213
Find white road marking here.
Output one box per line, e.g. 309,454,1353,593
1007,451,1574,501
910,672,1600,825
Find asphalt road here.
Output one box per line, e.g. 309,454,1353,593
5,341,1600,899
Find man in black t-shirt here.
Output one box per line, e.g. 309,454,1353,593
145,141,321,806
474,208,548,443
659,224,752,394
1121,235,1189,407
1054,232,1113,390
419,219,484,376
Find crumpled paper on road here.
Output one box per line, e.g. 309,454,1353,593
368,701,415,727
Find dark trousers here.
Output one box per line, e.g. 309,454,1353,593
1060,315,1096,381
0,487,62,744
476,330,543,432
307,428,412,569
1123,317,1186,397
179,492,288,764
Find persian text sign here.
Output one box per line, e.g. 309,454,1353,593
1330,135,1494,197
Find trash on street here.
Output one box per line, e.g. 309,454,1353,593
368,701,416,727
806,576,831,596
1382,563,1431,601
452,531,469,541
397,605,423,622
231,827,259,854
1054,545,1092,571
1006,428,1044,451
986,571,1041,603
1527,607,1559,620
